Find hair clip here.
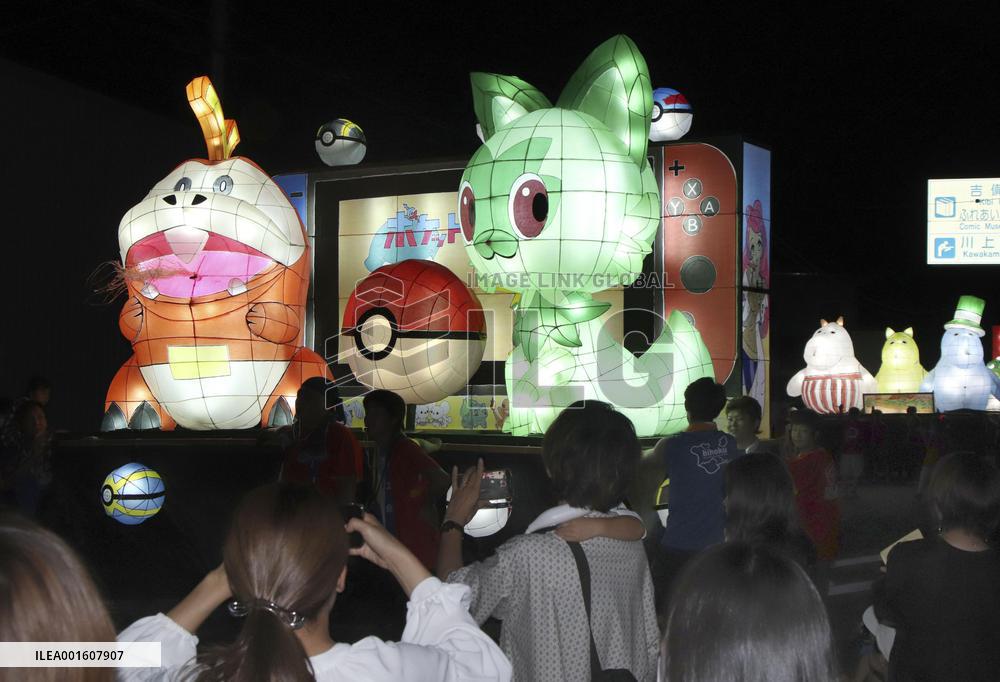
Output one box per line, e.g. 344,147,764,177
226,598,250,618
226,598,306,630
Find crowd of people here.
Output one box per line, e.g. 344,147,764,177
1,374,999,681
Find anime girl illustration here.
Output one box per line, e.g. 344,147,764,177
742,199,769,407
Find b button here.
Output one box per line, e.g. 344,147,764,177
681,215,703,236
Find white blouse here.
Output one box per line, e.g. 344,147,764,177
117,577,511,681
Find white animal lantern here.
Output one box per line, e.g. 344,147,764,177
786,317,877,414
920,296,1000,411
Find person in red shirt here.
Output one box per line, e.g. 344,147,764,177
362,390,450,571
786,408,840,593
279,378,363,503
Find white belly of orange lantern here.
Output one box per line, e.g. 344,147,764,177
139,346,289,429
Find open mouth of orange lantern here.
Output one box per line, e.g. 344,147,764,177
126,226,274,299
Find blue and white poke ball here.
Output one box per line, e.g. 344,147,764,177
315,119,367,166
101,463,165,525
445,486,511,538
650,87,693,142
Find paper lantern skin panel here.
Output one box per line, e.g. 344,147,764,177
104,77,330,431
786,318,878,414
342,260,487,405
460,35,714,436
875,327,927,393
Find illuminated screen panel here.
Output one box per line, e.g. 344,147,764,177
927,178,1000,264
863,392,935,414
335,191,626,365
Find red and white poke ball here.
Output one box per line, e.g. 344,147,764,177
650,87,693,142
342,260,487,405
445,485,512,538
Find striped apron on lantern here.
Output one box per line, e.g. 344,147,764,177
801,372,863,414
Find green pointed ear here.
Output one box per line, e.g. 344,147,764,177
885,327,895,339
471,72,552,141
903,327,914,337
556,34,651,167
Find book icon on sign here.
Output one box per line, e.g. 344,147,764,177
934,196,956,218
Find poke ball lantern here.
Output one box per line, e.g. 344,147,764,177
649,87,693,142
101,463,165,525
342,260,487,405
315,119,367,166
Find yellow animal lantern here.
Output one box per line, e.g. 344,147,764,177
875,327,927,393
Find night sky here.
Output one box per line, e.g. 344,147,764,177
1,1,998,428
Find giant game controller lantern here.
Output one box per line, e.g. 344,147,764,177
459,35,715,436
103,77,330,431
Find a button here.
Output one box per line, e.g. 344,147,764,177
700,196,720,216
680,255,717,293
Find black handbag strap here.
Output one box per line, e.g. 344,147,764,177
567,541,605,678
531,526,636,682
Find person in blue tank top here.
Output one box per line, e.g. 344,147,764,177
648,377,742,622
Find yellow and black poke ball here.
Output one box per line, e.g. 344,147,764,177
342,259,487,404
315,119,367,166
101,463,165,525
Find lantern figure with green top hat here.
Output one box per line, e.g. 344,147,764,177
920,296,1000,411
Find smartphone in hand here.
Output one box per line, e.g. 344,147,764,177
340,503,365,549
479,469,512,504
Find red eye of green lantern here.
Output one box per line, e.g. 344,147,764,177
509,174,548,239
459,183,476,243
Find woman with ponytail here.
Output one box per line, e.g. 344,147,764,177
118,483,511,681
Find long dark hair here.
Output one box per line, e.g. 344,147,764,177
196,484,349,681
662,542,837,682
726,453,799,541
0,515,117,682
725,453,815,567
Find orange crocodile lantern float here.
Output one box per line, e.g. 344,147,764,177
102,76,330,431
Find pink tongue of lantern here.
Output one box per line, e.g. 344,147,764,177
135,228,273,298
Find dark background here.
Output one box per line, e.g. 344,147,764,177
1,1,998,431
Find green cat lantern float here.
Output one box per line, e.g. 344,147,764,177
459,35,714,436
